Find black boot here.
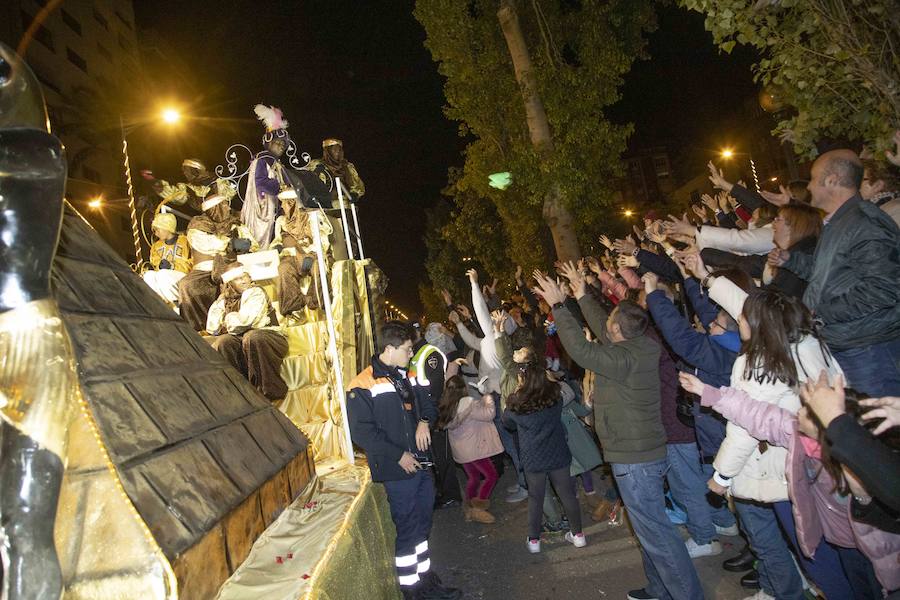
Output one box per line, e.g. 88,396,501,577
723,545,755,572
419,571,463,599
740,569,760,590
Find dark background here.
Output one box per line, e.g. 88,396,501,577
132,1,758,316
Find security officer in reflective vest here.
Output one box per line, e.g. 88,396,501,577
408,324,463,509
347,321,462,600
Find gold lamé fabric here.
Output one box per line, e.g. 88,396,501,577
0,299,77,458
216,461,400,600
0,299,176,598
278,260,376,463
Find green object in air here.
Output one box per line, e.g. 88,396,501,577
488,172,512,190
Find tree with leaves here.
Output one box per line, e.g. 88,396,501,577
682,0,900,157
414,0,657,265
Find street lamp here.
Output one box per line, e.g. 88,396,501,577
623,209,634,218
718,147,760,193
720,148,734,160
161,107,181,124
88,197,103,209
120,108,185,271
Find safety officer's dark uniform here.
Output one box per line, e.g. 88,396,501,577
347,355,438,592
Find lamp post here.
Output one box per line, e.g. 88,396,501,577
719,147,760,193
119,107,182,272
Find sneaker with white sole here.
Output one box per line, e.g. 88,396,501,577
565,531,587,548
506,483,522,494
505,486,529,503
685,538,723,558
715,523,740,537
741,592,775,600
626,590,659,600
526,537,541,553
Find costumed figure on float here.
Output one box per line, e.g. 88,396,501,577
141,212,191,308
243,104,291,249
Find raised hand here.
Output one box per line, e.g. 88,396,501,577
448,310,460,325
645,221,666,244
858,396,900,436
466,268,478,284
633,224,645,241
700,193,718,212
678,251,709,279
598,234,613,250
584,255,602,274
440,289,452,306
557,261,587,299
707,160,734,192
617,254,639,269
612,237,637,256
717,191,732,212
800,371,846,428
489,278,499,294
663,213,696,238
641,271,659,295
691,204,708,221
885,130,900,167
532,272,567,306
491,309,508,333
760,185,792,207
678,371,704,396
515,265,524,285
457,305,472,320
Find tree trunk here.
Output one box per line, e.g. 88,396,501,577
497,1,581,262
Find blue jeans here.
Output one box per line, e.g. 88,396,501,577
699,462,736,528
494,401,526,489
734,500,803,599
836,546,883,600
772,500,854,600
666,443,735,545
833,337,900,397
613,459,704,600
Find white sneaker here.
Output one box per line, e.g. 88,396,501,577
565,531,587,548
685,538,723,558
506,487,528,503
715,523,740,536
526,537,541,553
741,592,774,600
507,483,522,494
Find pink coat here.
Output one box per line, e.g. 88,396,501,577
701,385,900,591
446,395,503,464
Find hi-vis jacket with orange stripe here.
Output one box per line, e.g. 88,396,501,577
347,357,438,482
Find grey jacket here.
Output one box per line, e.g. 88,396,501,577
553,295,666,464
783,195,900,351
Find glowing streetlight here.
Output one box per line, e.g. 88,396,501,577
720,148,734,160
770,176,778,182
623,209,634,218
88,197,103,209
161,108,181,124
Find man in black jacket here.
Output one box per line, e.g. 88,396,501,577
770,149,900,397
347,322,461,600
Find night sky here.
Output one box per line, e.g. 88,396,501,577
131,1,757,316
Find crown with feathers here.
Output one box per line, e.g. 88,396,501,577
253,104,289,132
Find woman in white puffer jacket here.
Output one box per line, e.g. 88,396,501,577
689,254,851,600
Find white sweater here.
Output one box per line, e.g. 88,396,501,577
709,277,842,503
697,223,774,256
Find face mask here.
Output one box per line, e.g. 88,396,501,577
711,330,741,353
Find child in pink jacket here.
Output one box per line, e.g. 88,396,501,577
681,372,899,595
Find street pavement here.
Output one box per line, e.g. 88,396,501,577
429,466,750,600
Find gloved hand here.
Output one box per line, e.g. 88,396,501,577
159,259,172,270
229,238,252,254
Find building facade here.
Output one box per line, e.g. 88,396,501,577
1,0,142,260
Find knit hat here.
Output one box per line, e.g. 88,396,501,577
151,212,177,234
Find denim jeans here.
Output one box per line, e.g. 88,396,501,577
613,459,704,600
494,410,526,489
833,337,900,397
734,499,803,600
772,500,854,600
666,443,735,545
699,462,736,528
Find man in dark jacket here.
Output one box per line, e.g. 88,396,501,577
347,322,461,600
535,270,704,600
771,149,900,397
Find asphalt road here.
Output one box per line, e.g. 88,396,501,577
428,466,751,600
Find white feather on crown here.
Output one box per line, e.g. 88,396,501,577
253,104,289,132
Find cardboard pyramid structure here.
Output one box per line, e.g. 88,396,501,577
49,203,315,599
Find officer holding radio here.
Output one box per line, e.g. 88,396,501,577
347,321,462,600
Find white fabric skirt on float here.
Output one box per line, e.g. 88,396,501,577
142,269,186,304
